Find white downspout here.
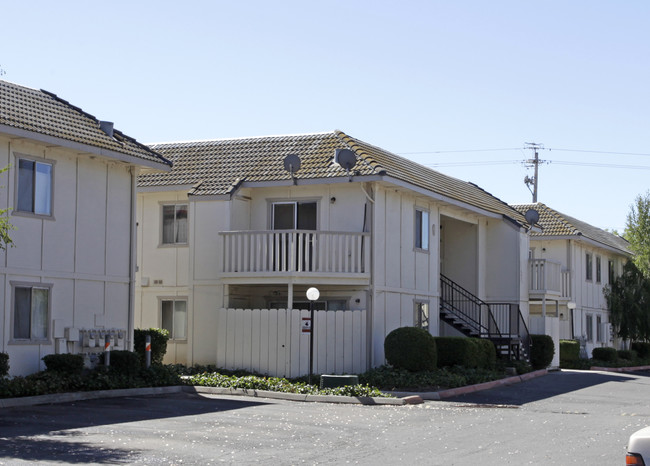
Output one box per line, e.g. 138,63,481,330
127,166,137,351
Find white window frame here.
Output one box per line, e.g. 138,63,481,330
10,281,52,344
414,208,429,252
414,300,430,331
160,297,188,340
160,202,189,246
13,153,55,219
268,199,320,231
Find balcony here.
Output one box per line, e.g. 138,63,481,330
529,258,571,299
220,230,371,282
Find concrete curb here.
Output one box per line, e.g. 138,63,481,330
185,386,409,405
0,386,184,408
590,365,650,373
436,369,548,399
0,369,553,408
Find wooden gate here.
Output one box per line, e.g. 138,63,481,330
215,308,367,378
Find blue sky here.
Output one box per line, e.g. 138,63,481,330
2,1,648,231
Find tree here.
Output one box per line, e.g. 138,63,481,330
625,191,650,278
604,261,650,342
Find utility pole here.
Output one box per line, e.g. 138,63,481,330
523,142,546,203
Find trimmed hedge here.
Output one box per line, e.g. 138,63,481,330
631,342,650,359
530,334,555,370
384,327,437,372
435,337,495,369
134,328,169,366
473,338,497,369
617,349,637,361
0,353,8,377
560,340,580,362
105,350,142,377
42,354,84,375
592,346,617,362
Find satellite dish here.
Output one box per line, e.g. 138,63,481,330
524,209,540,225
335,149,357,181
335,149,357,171
283,154,301,184
283,154,301,173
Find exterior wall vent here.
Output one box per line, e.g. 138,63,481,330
153,279,163,285
99,120,114,138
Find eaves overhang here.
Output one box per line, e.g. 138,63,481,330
0,124,172,171
533,234,631,257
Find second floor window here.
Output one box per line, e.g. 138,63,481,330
17,158,53,216
415,209,429,251
596,256,602,283
586,252,593,281
162,204,188,244
608,260,615,284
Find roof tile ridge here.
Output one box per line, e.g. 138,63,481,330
541,204,581,235
333,130,387,175
148,130,335,147
39,88,170,166
467,181,524,218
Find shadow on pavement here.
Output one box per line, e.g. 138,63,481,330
442,370,645,406
0,392,267,463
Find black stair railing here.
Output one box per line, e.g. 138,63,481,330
440,274,502,338
440,274,531,361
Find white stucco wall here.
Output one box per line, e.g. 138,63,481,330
0,135,136,375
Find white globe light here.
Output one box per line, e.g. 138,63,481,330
306,287,320,301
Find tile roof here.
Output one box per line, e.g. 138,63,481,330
513,202,631,255
141,130,527,224
0,80,170,168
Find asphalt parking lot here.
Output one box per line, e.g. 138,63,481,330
1,369,649,465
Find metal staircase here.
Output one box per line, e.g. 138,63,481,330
440,274,531,361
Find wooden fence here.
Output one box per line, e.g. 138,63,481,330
215,308,367,378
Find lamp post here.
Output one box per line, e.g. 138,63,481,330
306,287,320,385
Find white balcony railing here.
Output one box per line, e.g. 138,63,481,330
221,230,370,275
529,258,571,297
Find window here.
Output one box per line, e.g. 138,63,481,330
415,209,429,251
608,260,615,285
415,301,429,331
271,201,317,230
585,252,593,281
16,158,53,216
162,204,188,244
586,314,593,342
596,256,602,283
596,315,603,342
13,284,50,342
161,299,187,339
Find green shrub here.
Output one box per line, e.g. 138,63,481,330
105,350,142,377
435,337,480,368
0,353,8,377
560,340,580,361
530,334,555,370
134,328,169,366
631,342,650,359
384,327,437,372
617,349,637,361
42,354,84,375
592,346,617,362
472,338,497,369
